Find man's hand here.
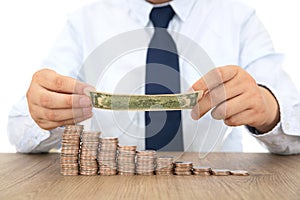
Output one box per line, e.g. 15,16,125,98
192,66,280,133
27,69,94,130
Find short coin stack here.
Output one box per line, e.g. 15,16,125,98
193,166,212,176
174,162,193,176
136,150,156,175
60,125,83,176
80,131,100,176
98,137,119,175
211,169,231,176
117,145,137,175
155,156,174,175
230,170,249,176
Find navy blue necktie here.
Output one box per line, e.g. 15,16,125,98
145,5,183,151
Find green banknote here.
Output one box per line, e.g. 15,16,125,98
90,91,203,111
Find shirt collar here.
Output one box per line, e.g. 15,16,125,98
127,0,197,26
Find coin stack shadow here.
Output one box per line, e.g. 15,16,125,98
117,145,137,175
60,125,83,176
192,166,212,176
79,131,100,176
136,150,156,175
174,162,193,176
155,156,174,175
98,137,119,175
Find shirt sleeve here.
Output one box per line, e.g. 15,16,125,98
7,18,83,153
239,11,300,155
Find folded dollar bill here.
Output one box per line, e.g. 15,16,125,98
90,91,203,111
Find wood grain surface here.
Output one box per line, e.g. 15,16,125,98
0,153,299,200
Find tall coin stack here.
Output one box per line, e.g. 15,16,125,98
136,150,156,175
60,125,83,176
79,131,100,176
155,156,174,175
174,162,193,176
117,145,136,175
98,137,118,175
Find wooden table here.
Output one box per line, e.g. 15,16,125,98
0,153,299,200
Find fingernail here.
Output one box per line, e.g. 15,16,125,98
83,86,96,97
82,107,92,115
187,87,194,93
80,97,91,107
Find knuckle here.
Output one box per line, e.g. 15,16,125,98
58,121,67,127
246,76,256,87
224,116,241,127
36,120,50,130
225,118,235,126
45,110,59,121
61,119,75,127
210,88,226,104
28,105,37,117
54,76,65,91
230,65,241,71
39,123,48,130
32,70,42,82
39,93,52,108
32,69,50,82
211,107,225,120
219,65,239,80
30,114,39,124
209,90,218,100
66,95,73,107
26,88,31,100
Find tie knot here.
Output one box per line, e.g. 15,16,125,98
150,5,175,28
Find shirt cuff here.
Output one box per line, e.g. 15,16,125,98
247,83,300,154
32,127,63,153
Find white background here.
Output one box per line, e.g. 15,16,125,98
0,0,299,153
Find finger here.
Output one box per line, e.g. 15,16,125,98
33,106,93,122
211,94,250,120
192,66,239,92
191,92,210,120
191,78,243,120
224,109,256,127
33,69,94,94
37,113,93,130
32,89,92,109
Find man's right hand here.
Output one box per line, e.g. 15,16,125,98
26,69,94,130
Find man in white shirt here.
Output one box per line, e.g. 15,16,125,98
8,0,300,154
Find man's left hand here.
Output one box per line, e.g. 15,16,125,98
192,65,280,133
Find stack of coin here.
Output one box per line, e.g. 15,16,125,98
174,161,193,176
98,137,118,176
60,125,83,176
136,150,156,175
193,166,212,176
155,156,174,175
211,169,231,176
117,145,137,175
79,131,100,176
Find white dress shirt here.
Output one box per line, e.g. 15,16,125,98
7,0,300,154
